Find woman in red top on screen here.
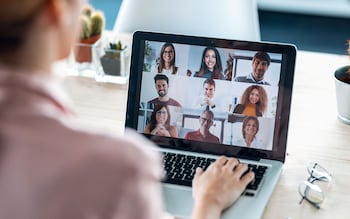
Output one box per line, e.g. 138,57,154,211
144,104,178,137
233,85,268,117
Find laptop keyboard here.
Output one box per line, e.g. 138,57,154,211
161,152,268,197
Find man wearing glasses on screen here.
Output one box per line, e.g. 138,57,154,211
185,110,220,144
234,52,271,85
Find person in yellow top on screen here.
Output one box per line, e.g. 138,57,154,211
233,85,268,117
0,0,254,218
155,42,178,75
144,104,178,137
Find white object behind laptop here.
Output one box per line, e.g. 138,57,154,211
114,0,260,41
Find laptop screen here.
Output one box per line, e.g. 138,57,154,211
126,31,296,162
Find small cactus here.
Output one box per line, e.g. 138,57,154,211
79,4,105,40
108,41,125,50
104,40,126,58
90,11,105,37
81,4,93,17
80,15,91,40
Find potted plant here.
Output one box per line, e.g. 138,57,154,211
74,4,105,63
335,40,350,82
100,40,127,76
334,39,350,124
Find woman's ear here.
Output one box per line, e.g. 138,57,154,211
45,0,65,25
44,0,81,60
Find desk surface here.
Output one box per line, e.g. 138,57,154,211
62,50,350,219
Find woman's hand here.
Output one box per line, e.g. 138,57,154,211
191,156,254,219
151,125,171,137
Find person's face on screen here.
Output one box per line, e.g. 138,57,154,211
244,119,258,137
204,49,216,71
156,107,168,125
204,83,215,98
155,79,169,97
252,58,269,81
162,46,174,65
248,88,260,104
199,111,213,132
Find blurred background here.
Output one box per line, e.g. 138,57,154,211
89,0,350,54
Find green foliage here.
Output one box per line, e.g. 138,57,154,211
80,4,105,40
144,41,152,56
143,41,153,72
104,40,126,59
108,41,125,50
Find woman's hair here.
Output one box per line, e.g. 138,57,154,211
149,104,171,131
0,0,47,52
224,53,234,81
196,47,223,79
242,116,259,139
158,43,178,74
240,85,268,113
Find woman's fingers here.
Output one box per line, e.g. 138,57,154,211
212,156,228,167
225,157,240,170
195,167,204,177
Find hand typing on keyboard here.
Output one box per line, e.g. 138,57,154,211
191,156,255,219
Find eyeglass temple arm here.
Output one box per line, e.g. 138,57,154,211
299,196,321,209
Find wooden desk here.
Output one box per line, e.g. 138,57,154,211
62,50,350,219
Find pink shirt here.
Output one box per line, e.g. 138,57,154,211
0,66,171,219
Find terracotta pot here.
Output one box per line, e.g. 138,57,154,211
74,34,101,63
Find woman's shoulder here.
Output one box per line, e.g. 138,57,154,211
233,104,244,113
93,128,159,163
57,121,161,176
168,125,178,136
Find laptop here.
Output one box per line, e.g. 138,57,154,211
125,31,296,219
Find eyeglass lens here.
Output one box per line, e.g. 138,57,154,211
299,181,324,209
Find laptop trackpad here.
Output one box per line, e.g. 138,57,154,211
162,183,193,218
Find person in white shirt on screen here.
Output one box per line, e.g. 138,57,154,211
196,78,217,111
234,116,265,149
0,0,254,219
155,42,178,75
194,78,227,113
234,52,271,85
